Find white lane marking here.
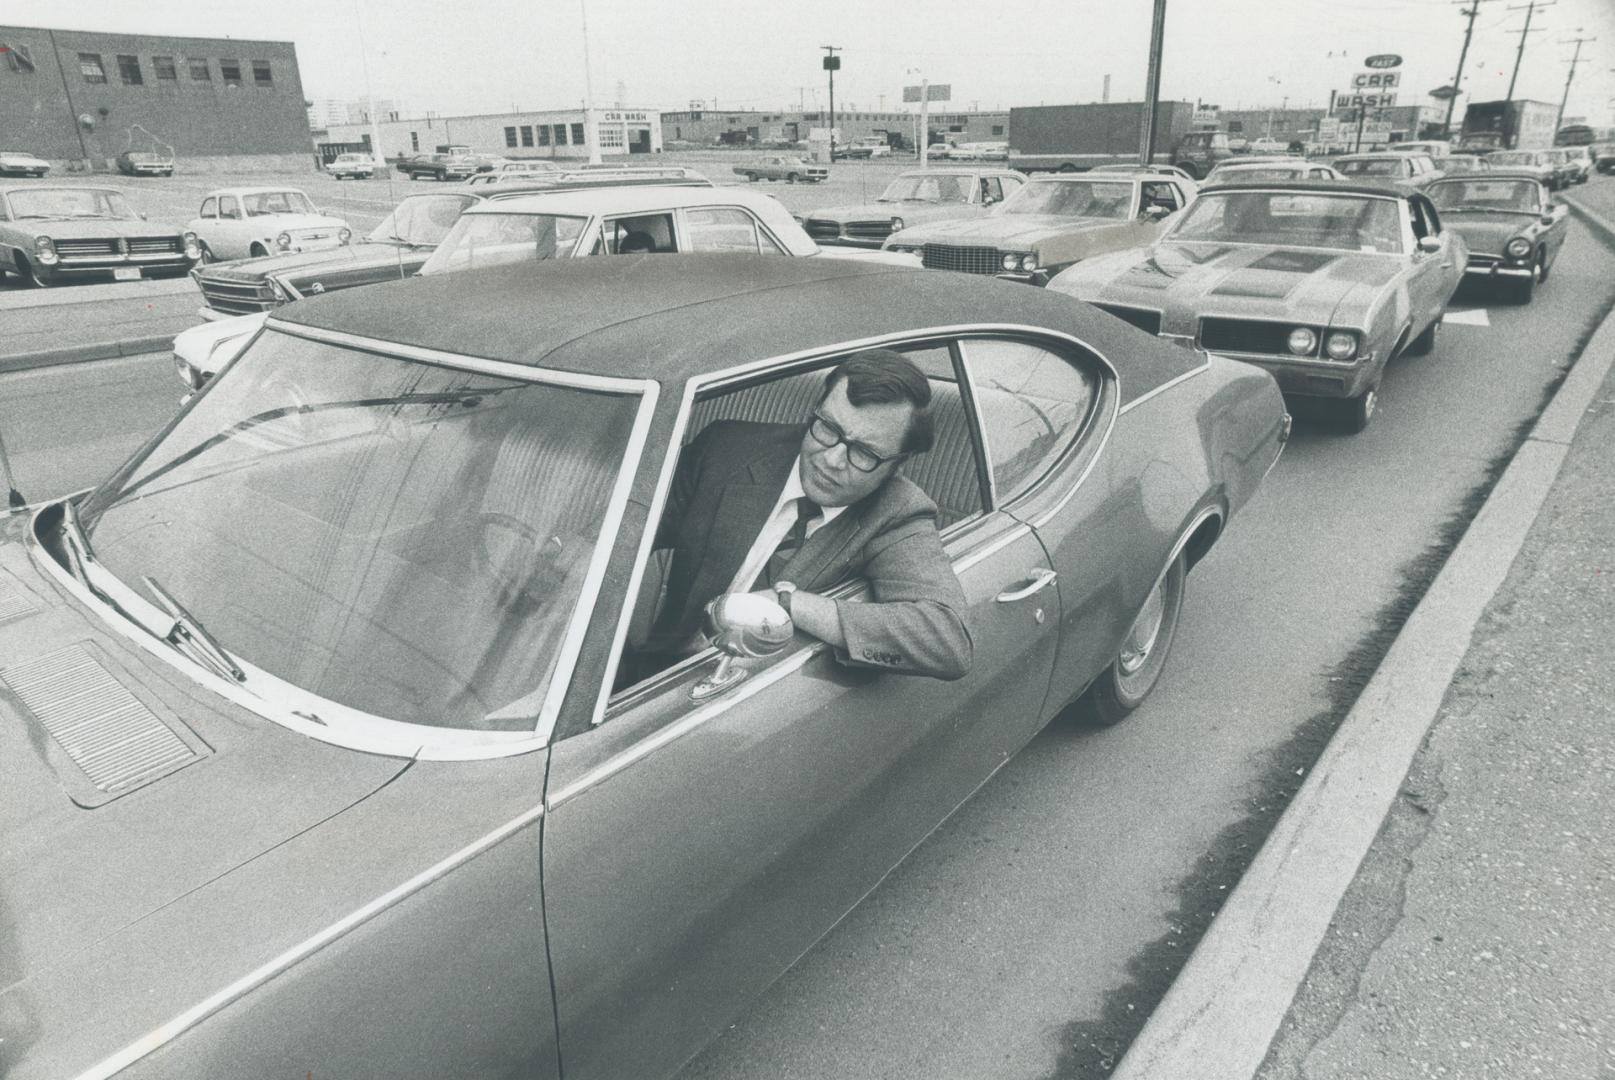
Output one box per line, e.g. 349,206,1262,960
1443,308,1491,326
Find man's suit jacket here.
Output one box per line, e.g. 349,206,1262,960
650,420,973,680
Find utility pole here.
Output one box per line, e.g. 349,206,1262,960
1504,0,1554,105
1554,33,1596,130
579,0,602,163
821,45,840,160
1138,0,1168,163
1444,1,1490,137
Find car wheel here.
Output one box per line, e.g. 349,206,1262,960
18,257,52,288
1535,248,1550,284
1405,317,1440,356
1338,385,1378,434
249,243,268,258
1059,163,1078,173
197,241,216,264
1069,553,1187,727
744,172,757,182
787,173,799,183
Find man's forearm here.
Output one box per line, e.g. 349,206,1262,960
786,589,846,648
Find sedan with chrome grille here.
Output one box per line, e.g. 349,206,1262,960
1049,180,1466,432
882,171,1196,285
1427,172,1567,302
1,255,1285,1080
0,185,200,287
799,167,1028,248
185,187,351,262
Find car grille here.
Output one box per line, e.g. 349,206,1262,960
803,219,842,241
845,221,895,241
197,274,278,315
128,237,183,255
1465,252,1500,268
54,239,118,258
1092,303,1162,336
921,243,1002,274
1200,317,1321,357
293,230,336,242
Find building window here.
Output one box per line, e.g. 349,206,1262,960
410,131,419,151
570,122,585,144
505,126,518,147
79,53,107,83
4,43,36,73
153,56,177,80
252,60,273,86
538,125,551,146
599,124,624,149
220,59,242,86
520,125,534,147
554,124,568,145
116,54,142,85
991,124,1004,136
187,57,210,81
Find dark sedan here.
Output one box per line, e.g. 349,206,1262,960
1427,172,1568,302
0,185,199,286
115,151,175,178
1,255,1285,1080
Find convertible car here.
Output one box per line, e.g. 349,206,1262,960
1426,172,1568,303
1049,180,1467,432
884,171,1197,285
1,255,1286,1080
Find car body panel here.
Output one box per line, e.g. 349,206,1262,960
14,256,1285,1080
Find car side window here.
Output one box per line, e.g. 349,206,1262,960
1141,182,1181,214
958,337,1100,506
1407,197,1437,240
1416,196,1442,235
219,196,240,220
1000,176,1024,198
606,213,676,254
684,207,784,254
979,177,1004,204
199,196,217,219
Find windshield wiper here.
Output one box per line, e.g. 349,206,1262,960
141,574,247,682
58,500,111,601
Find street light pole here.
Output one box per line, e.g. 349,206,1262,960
1444,3,1487,138
580,0,602,164
821,46,841,161
1554,34,1596,131
1138,0,1168,163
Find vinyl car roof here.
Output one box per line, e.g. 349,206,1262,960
1426,170,1546,184
201,187,312,197
267,253,1194,402
1192,178,1418,199
0,184,123,195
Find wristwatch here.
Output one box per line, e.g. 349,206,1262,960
772,580,798,616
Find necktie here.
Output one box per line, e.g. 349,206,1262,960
765,497,821,587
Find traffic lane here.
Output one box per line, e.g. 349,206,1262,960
0,352,178,501
675,221,1615,1080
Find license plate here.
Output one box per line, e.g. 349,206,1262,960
113,268,141,281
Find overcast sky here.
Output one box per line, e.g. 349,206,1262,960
8,0,1613,124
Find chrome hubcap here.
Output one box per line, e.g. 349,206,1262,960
1119,580,1166,675
1361,389,1377,420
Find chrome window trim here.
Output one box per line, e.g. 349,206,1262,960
36,333,657,759
70,799,548,1080
953,341,999,510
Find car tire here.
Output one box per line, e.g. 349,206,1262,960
18,257,52,288
1337,385,1378,434
787,173,799,183
197,241,216,264
1405,317,1440,356
249,243,268,258
1068,553,1187,727
744,172,757,182
1511,263,1537,304
1536,248,1551,284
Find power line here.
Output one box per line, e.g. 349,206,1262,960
1504,0,1554,104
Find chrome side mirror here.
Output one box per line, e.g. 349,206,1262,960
691,592,794,701
1417,236,1441,254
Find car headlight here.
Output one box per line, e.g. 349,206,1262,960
1505,237,1531,259
182,231,201,260
174,355,199,391
33,236,58,264
267,278,289,301
1020,253,1039,272
276,232,292,251
1325,331,1358,361
1001,253,1021,271
1287,327,1317,355
338,227,352,245
890,216,904,231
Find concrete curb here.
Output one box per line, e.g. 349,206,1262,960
0,334,172,375
1110,196,1615,1080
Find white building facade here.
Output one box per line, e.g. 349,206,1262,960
326,107,662,161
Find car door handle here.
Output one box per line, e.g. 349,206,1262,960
996,568,1058,603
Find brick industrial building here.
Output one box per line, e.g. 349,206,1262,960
0,24,312,171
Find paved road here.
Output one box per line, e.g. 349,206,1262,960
4,177,1614,1080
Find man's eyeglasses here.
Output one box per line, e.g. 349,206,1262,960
808,411,907,473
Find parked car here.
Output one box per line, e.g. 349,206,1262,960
1330,153,1445,190
1426,172,1568,303
1090,162,1200,183
733,156,828,183
0,149,49,177
1436,153,1492,175
1048,180,1468,432
396,153,479,181
186,187,351,262
115,151,175,178
1172,130,1238,179
1484,149,1560,190
1595,144,1615,175
0,185,199,287
467,166,709,190
175,184,918,386
884,171,1198,285
325,153,377,180
1247,137,1287,154
1388,140,1453,159
5,252,1286,1080
1205,159,1342,183
1549,146,1592,185
800,168,1029,248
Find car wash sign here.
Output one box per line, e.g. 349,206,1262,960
1338,54,1403,111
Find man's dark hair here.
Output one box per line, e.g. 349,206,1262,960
818,350,935,455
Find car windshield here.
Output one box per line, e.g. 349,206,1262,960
420,212,588,274
367,194,474,245
999,180,1134,218
243,190,318,216
878,174,967,202
5,188,139,220
1428,179,1539,213
126,152,159,162
1488,152,1539,167
78,329,642,734
1335,158,1406,177
1169,190,1405,253
1212,166,1305,181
